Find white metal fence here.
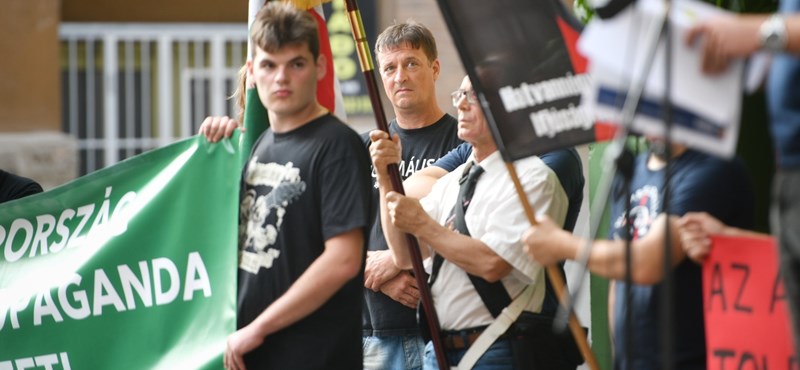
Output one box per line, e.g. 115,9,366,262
59,23,248,175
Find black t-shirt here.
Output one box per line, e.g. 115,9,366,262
237,114,371,369
609,150,755,370
0,170,43,204
359,114,463,335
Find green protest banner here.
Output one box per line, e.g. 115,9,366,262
0,135,240,370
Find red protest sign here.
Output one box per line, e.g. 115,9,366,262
704,235,798,370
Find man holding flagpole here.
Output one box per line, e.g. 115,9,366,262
219,3,370,370
360,20,463,370
370,75,567,369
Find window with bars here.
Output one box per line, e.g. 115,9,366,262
60,23,248,175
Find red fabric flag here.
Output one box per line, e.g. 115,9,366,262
308,7,337,115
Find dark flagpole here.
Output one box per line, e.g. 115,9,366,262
343,1,450,369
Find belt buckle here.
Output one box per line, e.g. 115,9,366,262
444,329,482,351
445,333,465,350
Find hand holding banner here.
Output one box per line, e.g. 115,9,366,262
0,136,240,370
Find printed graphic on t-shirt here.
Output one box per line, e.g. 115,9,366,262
369,156,438,188
613,184,660,241
239,158,306,274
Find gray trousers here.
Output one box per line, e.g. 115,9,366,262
771,169,800,359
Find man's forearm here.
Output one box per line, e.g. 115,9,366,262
377,174,415,270
420,226,512,283
404,166,446,199
586,215,685,284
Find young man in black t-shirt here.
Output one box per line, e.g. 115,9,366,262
217,4,371,370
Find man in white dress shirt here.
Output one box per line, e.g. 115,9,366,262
368,75,568,369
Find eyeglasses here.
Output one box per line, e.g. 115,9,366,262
450,89,478,107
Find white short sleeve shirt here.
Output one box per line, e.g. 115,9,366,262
420,151,568,330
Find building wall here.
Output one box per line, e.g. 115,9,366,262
61,0,246,23
0,0,75,190
1,0,61,133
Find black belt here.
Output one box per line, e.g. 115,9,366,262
441,326,506,351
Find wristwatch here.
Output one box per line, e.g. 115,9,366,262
760,14,788,53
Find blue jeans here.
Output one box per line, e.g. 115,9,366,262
422,339,514,370
363,334,426,370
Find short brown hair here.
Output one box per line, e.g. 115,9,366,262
250,2,320,60
375,20,438,65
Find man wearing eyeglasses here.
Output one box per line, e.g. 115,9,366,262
403,90,585,321
369,75,568,369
